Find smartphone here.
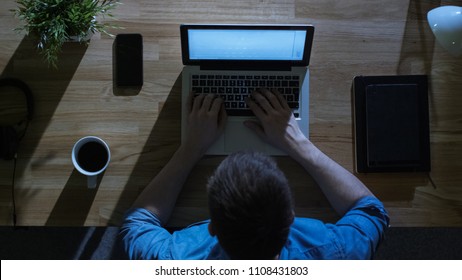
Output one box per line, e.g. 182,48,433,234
114,33,143,87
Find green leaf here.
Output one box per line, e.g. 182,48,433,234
11,0,121,68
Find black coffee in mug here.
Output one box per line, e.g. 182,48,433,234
77,141,109,172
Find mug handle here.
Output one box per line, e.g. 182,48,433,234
87,175,98,189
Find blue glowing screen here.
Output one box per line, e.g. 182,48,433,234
188,29,307,60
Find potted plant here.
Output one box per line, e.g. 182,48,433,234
12,0,120,68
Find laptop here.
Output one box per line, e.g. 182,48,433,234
180,24,315,155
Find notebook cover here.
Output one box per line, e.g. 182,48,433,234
353,75,430,173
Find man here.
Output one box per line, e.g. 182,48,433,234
120,88,389,259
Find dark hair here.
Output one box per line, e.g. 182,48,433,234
207,151,294,259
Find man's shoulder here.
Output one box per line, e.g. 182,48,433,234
290,217,331,237
288,196,388,240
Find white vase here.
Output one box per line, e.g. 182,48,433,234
67,31,93,43
427,5,462,56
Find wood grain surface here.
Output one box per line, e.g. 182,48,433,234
0,0,461,227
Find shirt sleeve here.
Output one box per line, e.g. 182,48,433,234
119,208,218,260
330,196,390,259
119,208,174,260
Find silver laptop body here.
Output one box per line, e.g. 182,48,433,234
180,24,315,155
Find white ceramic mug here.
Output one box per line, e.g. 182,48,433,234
427,5,462,56
71,136,111,189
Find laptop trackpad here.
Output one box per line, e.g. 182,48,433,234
206,119,285,155
224,120,266,153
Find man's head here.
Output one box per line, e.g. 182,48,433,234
207,151,294,259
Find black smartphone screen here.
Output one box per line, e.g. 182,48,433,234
115,34,143,87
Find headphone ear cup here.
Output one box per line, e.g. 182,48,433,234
0,126,19,160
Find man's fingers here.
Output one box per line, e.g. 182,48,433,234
272,88,290,110
217,102,228,132
191,93,205,112
252,89,273,110
260,88,284,110
210,95,223,115
246,95,267,120
201,94,216,112
210,96,227,131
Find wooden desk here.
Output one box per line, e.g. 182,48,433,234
1,0,461,227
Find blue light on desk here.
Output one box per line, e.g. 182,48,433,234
427,5,462,56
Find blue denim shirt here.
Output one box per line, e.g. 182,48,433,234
120,196,389,260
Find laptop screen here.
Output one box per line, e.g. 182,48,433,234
181,24,314,67
188,30,307,61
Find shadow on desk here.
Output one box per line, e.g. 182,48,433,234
104,74,184,225
45,169,103,226
1,36,88,225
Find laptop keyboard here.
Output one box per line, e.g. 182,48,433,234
191,74,300,116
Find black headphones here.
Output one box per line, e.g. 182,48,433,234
0,78,34,160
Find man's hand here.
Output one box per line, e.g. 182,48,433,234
245,88,308,156
183,92,227,158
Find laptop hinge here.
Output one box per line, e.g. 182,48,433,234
200,61,292,71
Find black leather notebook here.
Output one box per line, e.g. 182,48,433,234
353,75,430,172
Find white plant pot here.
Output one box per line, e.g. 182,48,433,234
67,31,93,43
